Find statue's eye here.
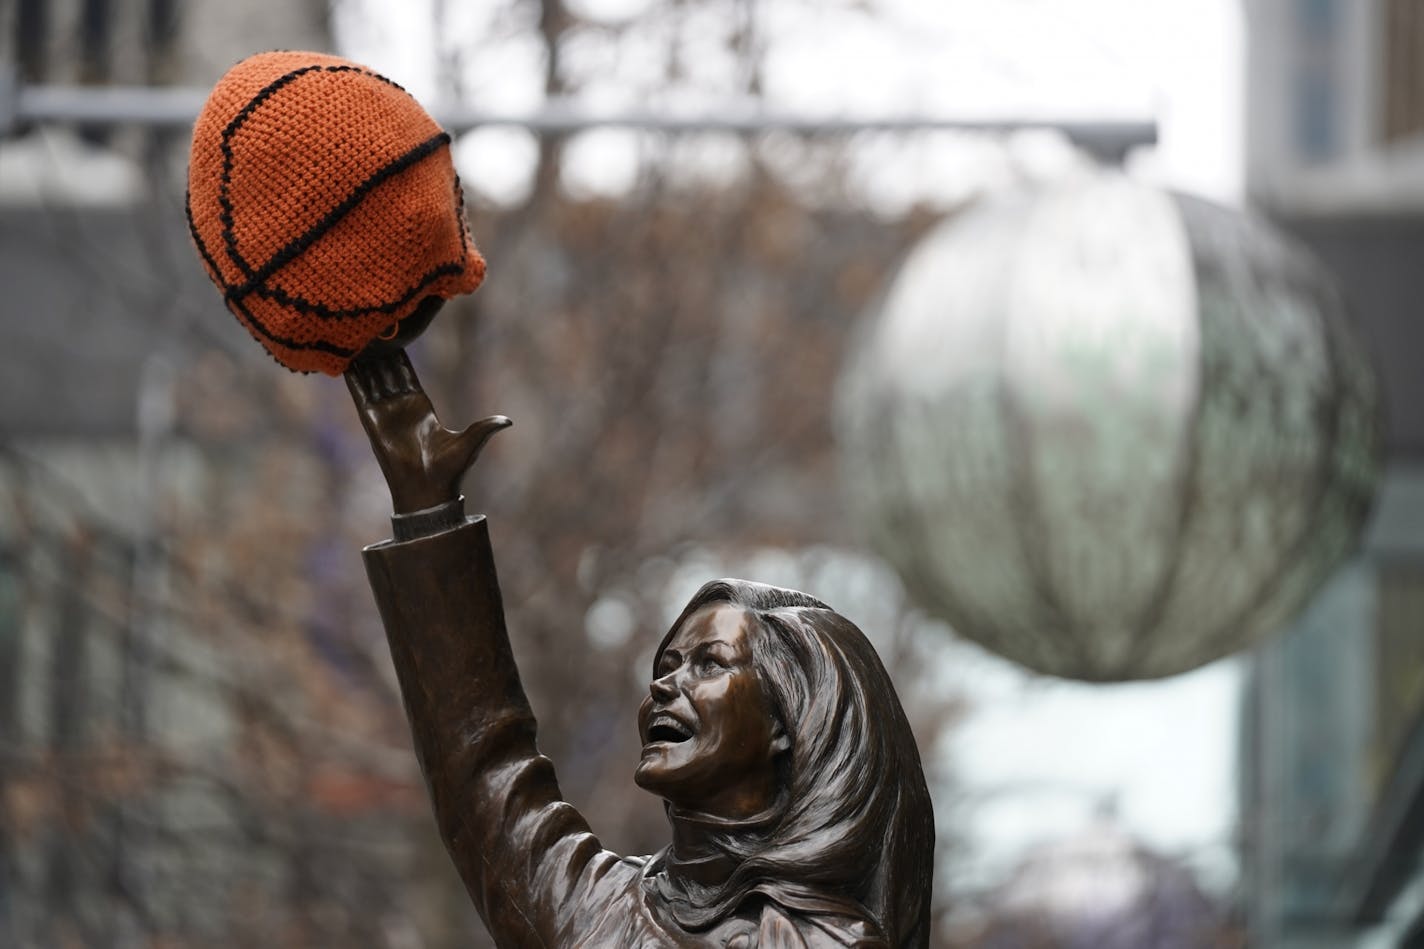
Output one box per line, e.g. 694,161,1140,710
698,656,727,676
656,651,683,678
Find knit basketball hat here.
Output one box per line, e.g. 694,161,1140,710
186,51,485,375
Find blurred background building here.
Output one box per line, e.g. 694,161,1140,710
0,0,1418,947
1239,0,1424,946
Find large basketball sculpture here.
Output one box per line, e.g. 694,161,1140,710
838,175,1381,681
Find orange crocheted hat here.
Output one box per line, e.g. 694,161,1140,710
186,51,485,375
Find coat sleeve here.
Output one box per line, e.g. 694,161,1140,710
362,515,616,947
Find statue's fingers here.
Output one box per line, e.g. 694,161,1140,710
373,354,404,399
392,351,421,395
344,359,378,408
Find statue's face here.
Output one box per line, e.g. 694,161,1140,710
634,604,787,818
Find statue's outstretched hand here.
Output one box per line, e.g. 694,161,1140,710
345,350,511,514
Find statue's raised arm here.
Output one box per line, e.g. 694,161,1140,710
351,344,630,946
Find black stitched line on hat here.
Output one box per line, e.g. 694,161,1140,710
255,260,467,318
223,131,452,306
453,173,471,260
226,293,359,359
217,62,416,278
185,188,228,291
217,65,321,278
253,172,476,319
190,178,346,354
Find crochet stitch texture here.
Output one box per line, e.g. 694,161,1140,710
186,50,485,375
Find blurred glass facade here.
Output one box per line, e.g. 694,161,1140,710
1242,0,1424,944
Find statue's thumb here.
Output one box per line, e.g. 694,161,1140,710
454,415,513,469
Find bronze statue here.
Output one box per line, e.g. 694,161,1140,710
345,307,934,948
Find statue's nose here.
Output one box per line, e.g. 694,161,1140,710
649,673,678,702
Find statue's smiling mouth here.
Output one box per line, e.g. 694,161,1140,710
646,715,693,744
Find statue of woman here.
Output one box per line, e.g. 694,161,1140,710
346,341,934,948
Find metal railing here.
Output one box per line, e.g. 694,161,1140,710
0,67,1157,161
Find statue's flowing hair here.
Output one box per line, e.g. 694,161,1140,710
652,579,934,949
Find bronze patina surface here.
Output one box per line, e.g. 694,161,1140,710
344,330,933,948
